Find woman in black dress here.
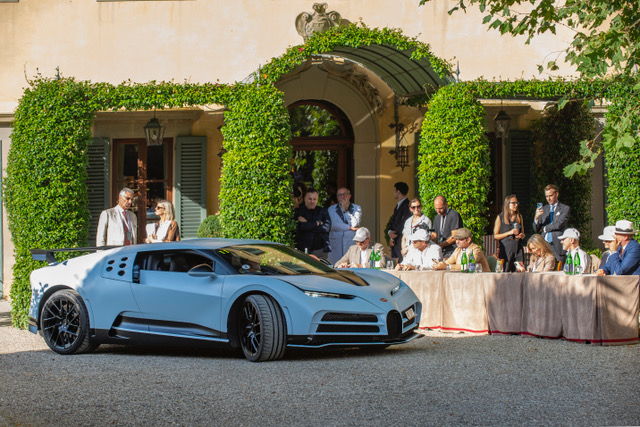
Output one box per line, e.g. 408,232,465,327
493,194,525,272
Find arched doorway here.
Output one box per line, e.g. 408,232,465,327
289,100,354,206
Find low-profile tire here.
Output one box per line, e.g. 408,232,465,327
40,289,95,355
237,294,286,362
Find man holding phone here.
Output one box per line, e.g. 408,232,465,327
533,184,570,262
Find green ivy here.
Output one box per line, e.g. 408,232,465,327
418,85,491,243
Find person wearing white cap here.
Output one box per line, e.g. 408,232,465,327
596,220,640,277
558,228,590,273
395,229,442,271
334,227,387,268
598,225,616,266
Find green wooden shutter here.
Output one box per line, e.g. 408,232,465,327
508,130,533,234
87,137,111,245
175,136,207,239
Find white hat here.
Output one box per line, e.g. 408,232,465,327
614,220,638,235
558,228,580,240
411,229,429,241
353,227,370,242
598,225,616,241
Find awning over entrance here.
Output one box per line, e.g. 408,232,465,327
326,44,453,97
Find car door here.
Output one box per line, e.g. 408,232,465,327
131,250,225,340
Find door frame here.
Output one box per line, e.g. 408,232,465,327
112,138,173,242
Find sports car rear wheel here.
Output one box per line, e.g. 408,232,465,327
238,294,286,362
40,289,95,355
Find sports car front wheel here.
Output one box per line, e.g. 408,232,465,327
237,294,286,362
40,289,96,355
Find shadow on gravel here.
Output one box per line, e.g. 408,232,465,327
89,342,422,362
0,310,11,327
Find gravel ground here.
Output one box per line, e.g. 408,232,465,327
1,313,639,427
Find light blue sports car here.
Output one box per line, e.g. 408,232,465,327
28,239,422,361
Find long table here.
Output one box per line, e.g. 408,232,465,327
387,270,639,345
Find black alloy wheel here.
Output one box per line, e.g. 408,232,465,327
40,289,96,355
238,294,286,362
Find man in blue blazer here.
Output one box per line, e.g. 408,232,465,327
596,220,640,276
533,184,570,262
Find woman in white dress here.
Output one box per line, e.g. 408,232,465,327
145,199,181,243
401,198,432,257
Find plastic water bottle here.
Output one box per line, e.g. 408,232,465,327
468,249,476,273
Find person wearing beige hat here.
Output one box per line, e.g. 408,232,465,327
433,228,490,272
596,220,640,276
334,227,387,268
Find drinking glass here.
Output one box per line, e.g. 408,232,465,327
386,260,394,270
475,263,482,273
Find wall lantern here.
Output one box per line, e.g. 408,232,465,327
144,113,165,146
389,96,410,170
493,103,511,140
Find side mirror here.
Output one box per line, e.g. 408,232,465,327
187,263,216,278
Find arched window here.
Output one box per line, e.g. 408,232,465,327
289,101,354,207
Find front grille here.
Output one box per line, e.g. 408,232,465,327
321,313,378,322
316,324,380,333
403,319,414,328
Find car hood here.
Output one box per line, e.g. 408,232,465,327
277,269,402,295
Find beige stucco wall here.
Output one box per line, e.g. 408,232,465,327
0,0,577,113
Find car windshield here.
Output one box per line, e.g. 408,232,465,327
214,244,335,275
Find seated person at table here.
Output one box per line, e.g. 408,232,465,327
596,220,640,277
334,227,387,268
395,229,442,271
559,228,591,274
526,234,557,272
433,228,490,272
598,225,616,266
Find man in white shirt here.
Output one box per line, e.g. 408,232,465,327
559,228,590,273
96,187,138,246
396,229,442,271
328,187,362,265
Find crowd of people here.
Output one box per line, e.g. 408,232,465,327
293,181,640,277
98,183,640,278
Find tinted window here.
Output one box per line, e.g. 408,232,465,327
214,244,334,275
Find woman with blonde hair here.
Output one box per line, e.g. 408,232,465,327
145,199,180,243
493,194,525,272
526,234,557,272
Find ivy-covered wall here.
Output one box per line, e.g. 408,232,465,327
418,84,491,242
530,101,595,246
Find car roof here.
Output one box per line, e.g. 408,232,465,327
106,238,276,255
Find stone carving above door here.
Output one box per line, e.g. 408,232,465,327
295,3,342,41
295,57,386,116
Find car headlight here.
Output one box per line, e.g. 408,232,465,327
303,290,354,299
390,283,402,295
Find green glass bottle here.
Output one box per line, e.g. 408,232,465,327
574,251,581,275
468,249,476,273
565,253,573,275
461,250,468,272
